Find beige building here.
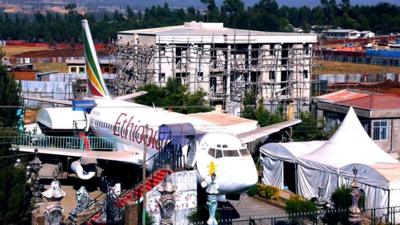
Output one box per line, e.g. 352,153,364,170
117,21,317,115
316,89,400,153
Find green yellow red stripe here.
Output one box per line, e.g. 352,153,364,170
82,19,110,98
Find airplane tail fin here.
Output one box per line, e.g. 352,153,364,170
82,19,111,98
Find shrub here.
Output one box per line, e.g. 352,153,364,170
285,196,318,225
256,183,279,200
285,195,317,214
246,185,258,196
331,185,352,210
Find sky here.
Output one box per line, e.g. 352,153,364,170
118,0,399,9
272,0,399,7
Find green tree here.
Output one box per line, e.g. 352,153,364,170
201,0,219,22
241,92,286,127
292,112,333,141
135,79,210,114
240,91,257,120
221,0,245,27
0,49,31,225
0,49,20,128
254,98,285,127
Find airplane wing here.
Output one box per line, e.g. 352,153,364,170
237,119,302,143
113,91,147,101
11,145,144,164
23,91,147,105
23,96,73,105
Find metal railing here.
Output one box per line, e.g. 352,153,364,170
11,134,117,150
191,206,400,225
148,143,186,172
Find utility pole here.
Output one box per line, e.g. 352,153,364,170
142,124,148,225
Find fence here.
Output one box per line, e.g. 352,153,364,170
11,134,117,150
191,206,400,225
320,53,400,67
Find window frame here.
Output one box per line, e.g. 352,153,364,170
372,120,389,141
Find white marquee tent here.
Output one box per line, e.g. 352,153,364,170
260,107,400,212
260,141,325,190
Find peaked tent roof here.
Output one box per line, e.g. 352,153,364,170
299,107,397,170
260,141,326,163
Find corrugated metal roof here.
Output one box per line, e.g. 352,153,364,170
318,89,400,110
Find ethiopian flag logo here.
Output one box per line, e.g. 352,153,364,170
82,19,110,98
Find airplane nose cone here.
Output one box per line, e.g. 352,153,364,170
217,159,258,194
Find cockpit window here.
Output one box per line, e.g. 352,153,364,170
239,149,250,156
222,144,228,148
216,150,223,158
208,148,216,157
224,150,240,157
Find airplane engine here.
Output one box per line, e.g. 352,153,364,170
71,158,97,180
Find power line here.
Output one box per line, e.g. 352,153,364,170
0,153,34,160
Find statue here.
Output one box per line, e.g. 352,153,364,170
69,186,95,224
349,168,362,224
42,174,66,225
206,172,219,225
157,175,177,225
42,179,66,199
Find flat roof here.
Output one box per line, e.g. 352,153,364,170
325,29,358,33
118,21,317,43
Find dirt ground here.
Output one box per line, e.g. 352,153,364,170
315,60,400,75
33,62,68,73
3,46,50,57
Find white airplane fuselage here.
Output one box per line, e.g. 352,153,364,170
88,98,258,194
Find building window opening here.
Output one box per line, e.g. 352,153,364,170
197,72,203,81
159,73,166,82
373,120,388,140
303,70,308,79
269,71,275,80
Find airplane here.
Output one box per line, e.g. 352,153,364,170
18,19,301,195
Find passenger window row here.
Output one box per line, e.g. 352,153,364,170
92,118,114,131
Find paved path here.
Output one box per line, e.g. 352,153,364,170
229,194,286,218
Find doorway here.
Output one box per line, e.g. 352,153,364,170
283,161,296,193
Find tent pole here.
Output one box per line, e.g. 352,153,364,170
295,163,298,194
387,189,390,223
336,169,340,189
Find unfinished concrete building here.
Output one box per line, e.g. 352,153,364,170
116,21,317,116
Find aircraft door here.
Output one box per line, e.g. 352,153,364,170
185,136,197,169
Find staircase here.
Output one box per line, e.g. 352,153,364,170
117,168,172,206
83,123,194,224
86,168,172,225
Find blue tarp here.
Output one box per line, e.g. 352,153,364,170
366,49,400,58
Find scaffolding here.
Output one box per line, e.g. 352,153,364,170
112,35,315,116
